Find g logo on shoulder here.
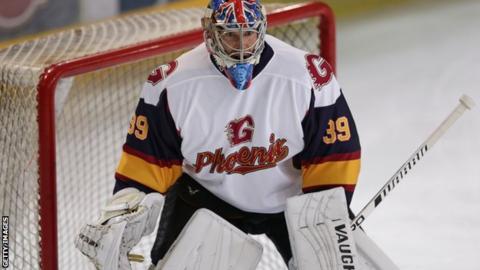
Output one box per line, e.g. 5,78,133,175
147,60,178,86
305,54,333,90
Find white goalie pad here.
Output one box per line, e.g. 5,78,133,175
354,229,399,270
285,187,359,270
156,208,263,270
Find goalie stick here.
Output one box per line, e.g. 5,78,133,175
351,95,476,231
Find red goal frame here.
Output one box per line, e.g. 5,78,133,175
36,2,335,269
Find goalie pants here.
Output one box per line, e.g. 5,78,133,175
150,173,292,266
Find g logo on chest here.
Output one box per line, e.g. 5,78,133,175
225,115,255,146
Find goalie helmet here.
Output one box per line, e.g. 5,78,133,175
202,0,267,90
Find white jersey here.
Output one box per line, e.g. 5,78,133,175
115,35,361,213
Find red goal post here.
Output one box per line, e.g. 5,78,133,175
1,2,335,269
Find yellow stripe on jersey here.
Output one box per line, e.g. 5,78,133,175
116,151,182,193
302,159,360,189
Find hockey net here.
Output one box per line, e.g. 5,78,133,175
0,2,335,269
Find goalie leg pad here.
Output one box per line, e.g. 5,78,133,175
75,188,164,270
285,187,359,270
155,208,263,270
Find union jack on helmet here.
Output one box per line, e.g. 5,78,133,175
202,0,267,90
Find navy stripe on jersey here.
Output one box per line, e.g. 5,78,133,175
294,90,361,203
301,91,361,162
124,90,182,160
114,89,183,193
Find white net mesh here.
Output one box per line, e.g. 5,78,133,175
0,3,330,269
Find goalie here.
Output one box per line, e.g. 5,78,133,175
75,0,362,269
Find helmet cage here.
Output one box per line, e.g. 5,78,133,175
210,20,266,66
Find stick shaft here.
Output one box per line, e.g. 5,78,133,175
351,96,473,231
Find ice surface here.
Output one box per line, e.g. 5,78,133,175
338,1,480,269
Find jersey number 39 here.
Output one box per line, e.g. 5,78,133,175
128,114,148,140
323,116,351,144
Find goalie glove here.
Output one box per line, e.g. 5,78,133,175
75,188,164,270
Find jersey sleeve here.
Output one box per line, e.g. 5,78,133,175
114,63,183,194
295,58,361,205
